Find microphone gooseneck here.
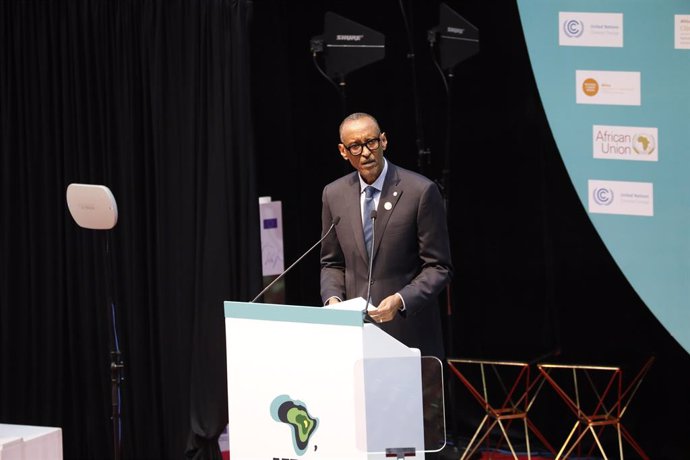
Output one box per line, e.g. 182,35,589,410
250,217,340,303
364,210,377,320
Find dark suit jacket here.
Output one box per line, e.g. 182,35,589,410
320,161,453,358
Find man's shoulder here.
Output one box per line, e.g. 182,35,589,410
389,163,437,188
323,171,358,191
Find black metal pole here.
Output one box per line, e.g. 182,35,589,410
104,232,123,460
398,0,432,175
111,351,123,460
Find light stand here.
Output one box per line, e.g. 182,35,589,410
428,2,480,210
427,1,480,348
397,0,432,175
427,4,479,447
66,183,123,460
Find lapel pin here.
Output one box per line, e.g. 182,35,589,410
393,191,398,197
384,201,393,211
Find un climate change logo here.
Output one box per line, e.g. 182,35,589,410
593,187,614,206
270,395,319,456
563,19,584,37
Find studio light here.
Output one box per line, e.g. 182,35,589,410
310,12,385,113
311,11,385,81
430,3,479,71
66,183,124,460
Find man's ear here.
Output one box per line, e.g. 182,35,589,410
338,144,349,160
380,132,388,151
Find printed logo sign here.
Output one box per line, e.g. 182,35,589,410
592,125,658,161
576,70,640,106
675,15,690,49
259,200,285,276
270,395,319,456
559,12,623,47
588,180,654,216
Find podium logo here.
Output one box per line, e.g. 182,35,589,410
270,395,319,456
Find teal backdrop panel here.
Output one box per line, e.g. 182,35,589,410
517,0,690,354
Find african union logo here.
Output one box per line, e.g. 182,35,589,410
593,187,614,206
632,133,656,155
270,395,319,456
563,19,584,37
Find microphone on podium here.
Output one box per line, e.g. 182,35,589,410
363,210,377,322
250,216,341,303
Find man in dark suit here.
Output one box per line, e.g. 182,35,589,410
320,112,453,360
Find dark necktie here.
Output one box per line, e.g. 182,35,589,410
363,186,376,256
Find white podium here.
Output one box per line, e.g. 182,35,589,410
0,424,62,460
224,298,442,460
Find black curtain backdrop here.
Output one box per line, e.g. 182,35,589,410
0,0,259,459
2,0,690,459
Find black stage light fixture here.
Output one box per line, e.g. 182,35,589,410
434,2,479,71
311,11,385,82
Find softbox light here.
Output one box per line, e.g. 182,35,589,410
65,182,122,460
66,183,118,230
312,11,385,81
437,3,479,70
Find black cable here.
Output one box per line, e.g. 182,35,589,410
311,52,347,116
398,0,431,173
430,47,449,94
311,52,340,94
428,29,457,371
428,38,452,209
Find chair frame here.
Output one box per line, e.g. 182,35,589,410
536,356,655,460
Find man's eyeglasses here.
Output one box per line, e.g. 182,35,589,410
344,136,382,156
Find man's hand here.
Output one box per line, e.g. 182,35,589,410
326,297,341,305
370,294,402,323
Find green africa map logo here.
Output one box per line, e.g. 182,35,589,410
270,395,319,456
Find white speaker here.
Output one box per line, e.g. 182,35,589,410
66,183,118,230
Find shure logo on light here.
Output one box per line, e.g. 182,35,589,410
447,26,465,35
336,34,364,41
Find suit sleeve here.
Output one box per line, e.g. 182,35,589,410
319,185,346,303
397,181,453,315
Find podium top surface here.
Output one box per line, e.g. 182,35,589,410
0,424,62,439
224,300,365,327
